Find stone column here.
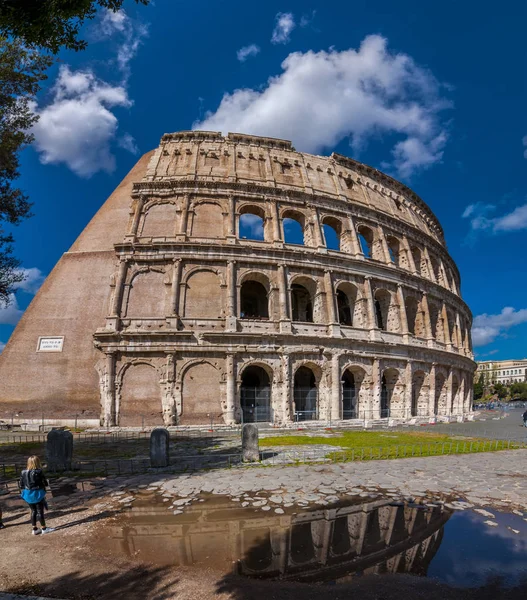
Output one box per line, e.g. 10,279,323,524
176,194,190,240
404,361,413,420
129,195,145,238
365,277,380,341
278,263,291,333
455,312,463,352
446,368,453,416
225,353,237,424
227,195,236,243
422,246,434,280
281,354,292,422
311,206,325,250
442,303,452,350
397,284,409,340
101,352,116,427
170,258,182,316
150,429,170,468
242,424,260,462
226,260,237,332
331,353,341,421
402,236,417,273
324,270,337,324
110,259,128,318
421,293,434,347
271,200,282,245
347,215,362,257
378,228,393,264
371,358,382,420
429,363,436,418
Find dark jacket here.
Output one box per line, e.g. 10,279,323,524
19,469,48,491
523,411,527,421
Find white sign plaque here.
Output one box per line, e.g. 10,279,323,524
37,337,64,352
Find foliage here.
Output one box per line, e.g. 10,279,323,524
0,37,53,304
473,377,485,400
493,382,508,400
510,381,527,401
0,0,150,53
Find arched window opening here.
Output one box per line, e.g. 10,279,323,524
411,371,426,417
240,280,269,319
337,290,352,326
291,284,313,322
405,297,419,335
451,376,460,413
374,289,391,331
240,365,271,423
430,256,443,284
357,226,374,258
282,211,305,245
434,373,446,416
381,375,390,418
342,370,357,419
411,246,422,274
386,236,400,266
322,217,342,251
239,213,265,241
294,366,317,421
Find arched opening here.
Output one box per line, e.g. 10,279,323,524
239,206,266,241
405,296,425,337
451,375,460,413
342,369,358,419
411,371,427,417
181,362,223,425
386,236,400,266
125,270,167,318
336,282,360,327
119,363,162,427
141,203,177,238
191,202,224,238
322,217,341,251
381,368,399,419
411,246,422,275
291,283,314,322
240,365,271,423
374,289,391,331
282,210,305,245
183,270,223,319
357,225,374,258
429,256,443,285
240,280,269,319
429,302,445,343
294,366,317,421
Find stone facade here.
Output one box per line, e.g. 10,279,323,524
0,131,475,426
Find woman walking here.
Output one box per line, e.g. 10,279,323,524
19,456,54,535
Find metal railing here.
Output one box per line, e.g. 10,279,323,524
240,388,272,423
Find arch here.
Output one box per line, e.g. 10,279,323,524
291,276,319,323
411,245,429,278
434,372,447,415
381,368,399,418
183,269,224,319
181,361,223,424
240,364,272,422
294,365,318,421
125,269,167,318
386,235,401,266
240,280,269,319
239,204,266,241
336,282,361,327
429,255,444,285
141,201,177,238
119,362,163,426
322,216,342,251
341,367,365,419
428,301,445,343
282,209,306,245
357,225,374,258
190,201,224,238
451,374,460,413
411,370,429,417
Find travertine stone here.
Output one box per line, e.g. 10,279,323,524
242,424,260,462
0,132,475,427
150,428,170,468
46,430,73,471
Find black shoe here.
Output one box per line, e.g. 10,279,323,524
0,523,6,529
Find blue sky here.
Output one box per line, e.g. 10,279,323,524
1,0,526,360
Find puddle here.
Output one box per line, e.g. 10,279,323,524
97,491,527,588
50,480,95,497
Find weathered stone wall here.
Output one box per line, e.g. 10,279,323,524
0,132,475,426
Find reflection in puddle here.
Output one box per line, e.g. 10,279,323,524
50,481,95,497
102,494,450,583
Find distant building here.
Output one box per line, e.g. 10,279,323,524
476,359,527,384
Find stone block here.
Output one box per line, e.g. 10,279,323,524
150,428,170,467
242,423,259,462
46,429,73,471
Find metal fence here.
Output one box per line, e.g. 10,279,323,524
240,388,272,423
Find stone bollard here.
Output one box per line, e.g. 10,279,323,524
242,423,259,462
150,428,170,468
46,429,73,472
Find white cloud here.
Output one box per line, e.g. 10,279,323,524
271,12,295,44
195,35,451,179
523,135,527,159
0,341,5,353
472,307,527,347
237,44,261,62
31,66,132,177
31,9,147,177
0,268,45,326
118,132,139,154
300,11,316,28
239,213,264,237
462,200,527,237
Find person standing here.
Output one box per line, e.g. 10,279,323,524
0,504,5,529
19,456,55,535
523,409,527,427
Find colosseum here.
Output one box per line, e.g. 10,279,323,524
0,131,475,427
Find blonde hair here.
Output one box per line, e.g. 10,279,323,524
27,455,42,470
